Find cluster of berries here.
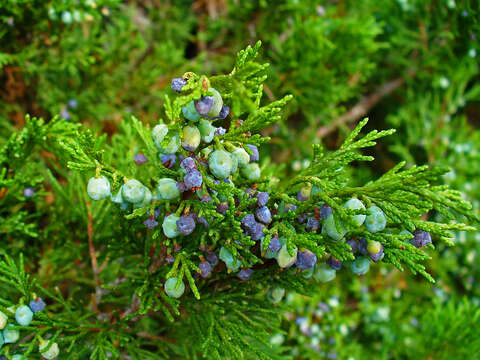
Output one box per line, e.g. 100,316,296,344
0,297,59,359
87,76,433,300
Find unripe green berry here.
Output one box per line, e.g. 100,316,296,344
208,150,233,179
241,163,261,181
156,178,180,200
367,240,382,254
277,245,298,268
162,214,180,238
122,179,146,203
181,125,201,152
87,175,111,200
164,277,185,298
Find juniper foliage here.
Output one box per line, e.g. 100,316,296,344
0,42,477,359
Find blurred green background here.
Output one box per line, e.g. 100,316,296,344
1,0,479,358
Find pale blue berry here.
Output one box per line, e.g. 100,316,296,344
182,100,201,122
197,119,215,143
314,263,336,283
161,134,180,154
87,175,111,200
365,206,387,233
152,124,168,150
3,324,20,343
162,214,180,238
122,179,146,203
322,214,347,241
15,305,33,326
350,256,370,275
241,163,261,181
40,340,60,359
277,245,298,268
230,154,239,174
156,178,180,200
208,150,233,179
343,198,366,226
0,311,7,329
268,287,285,304
219,246,241,271
164,277,185,298
181,125,201,152
134,187,152,208
231,148,250,168
206,88,223,117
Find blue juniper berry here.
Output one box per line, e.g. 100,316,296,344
171,77,187,92
176,215,196,235
237,268,254,280
327,256,342,270
134,153,148,165
256,192,269,207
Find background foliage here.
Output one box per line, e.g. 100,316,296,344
1,0,479,359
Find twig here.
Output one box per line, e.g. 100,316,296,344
86,202,101,313
315,68,416,138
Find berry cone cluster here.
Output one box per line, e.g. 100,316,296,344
87,75,434,300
